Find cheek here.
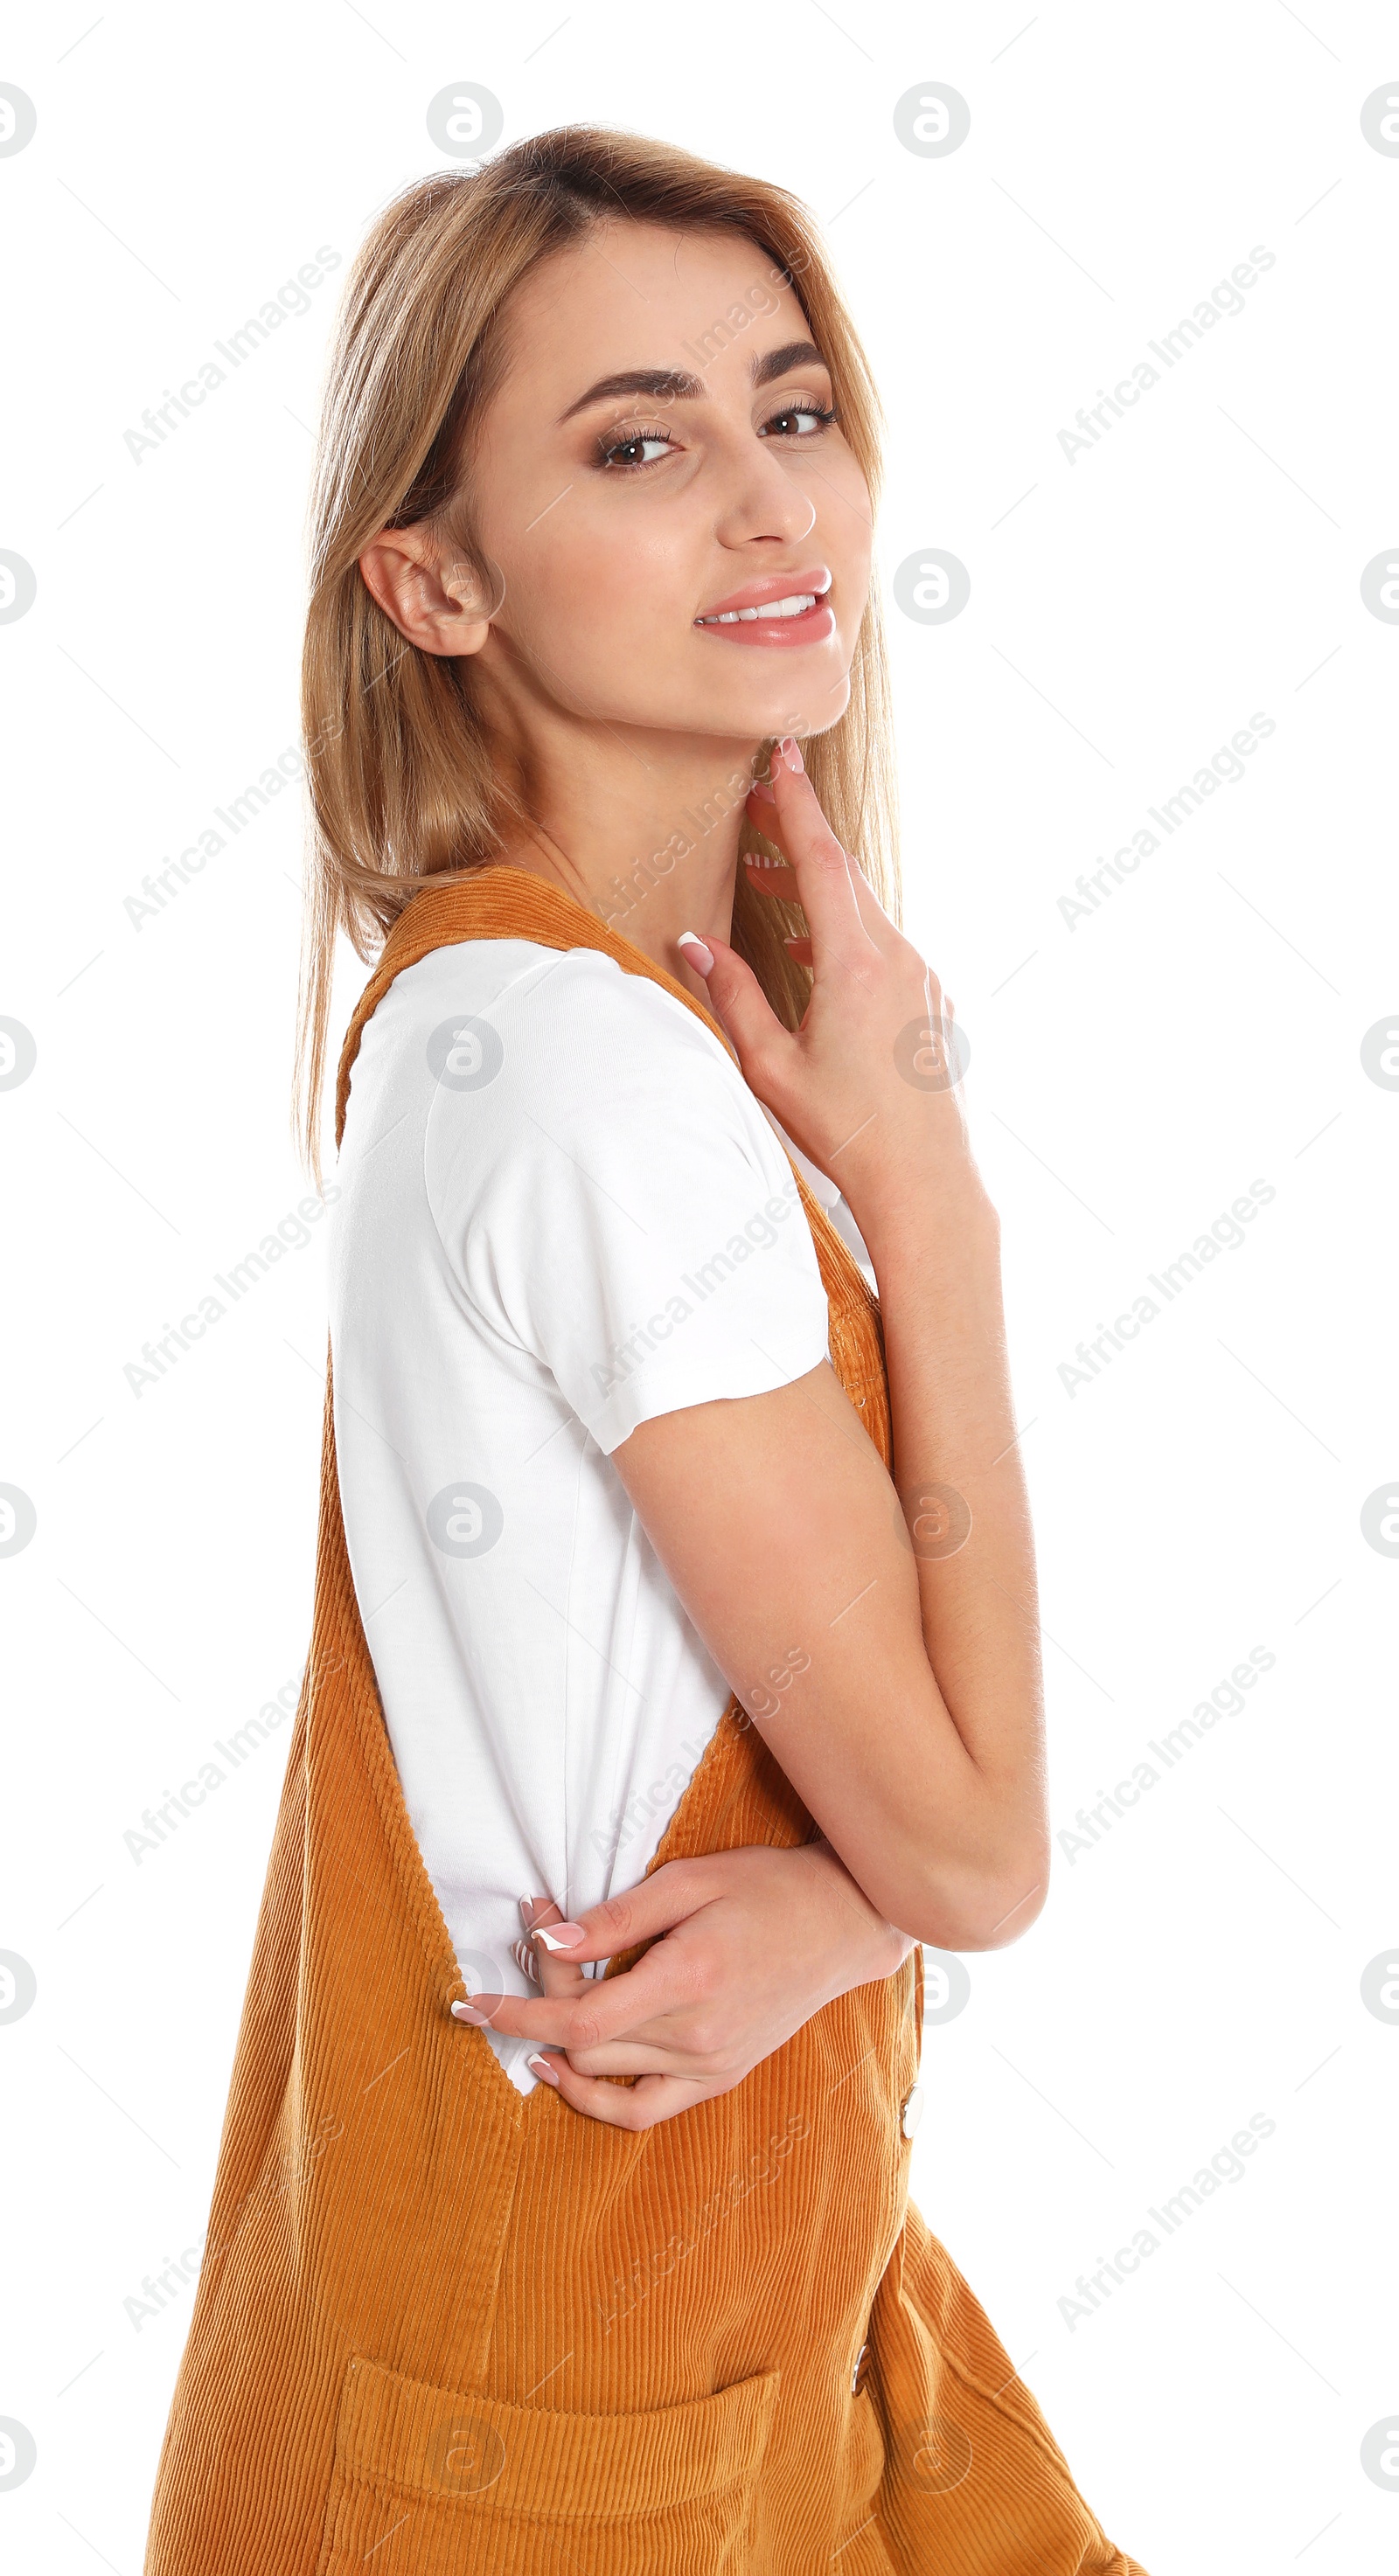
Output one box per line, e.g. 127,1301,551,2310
813,448,873,578
501,504,697,657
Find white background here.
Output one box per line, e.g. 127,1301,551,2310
2,3,1396,2570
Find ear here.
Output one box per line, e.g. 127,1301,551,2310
357,527,497,659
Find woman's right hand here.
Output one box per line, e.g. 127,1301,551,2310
679,736,987,1237
643,736,1047,1955
476,1854,913,2131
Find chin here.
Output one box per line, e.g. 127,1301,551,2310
741,677,852,741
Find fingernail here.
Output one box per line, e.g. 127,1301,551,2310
527,2053,560,2086
676,932,713,976
451,2000,489,2024
748,776,776,802
777,734,804,773
519,1895,543,1926
532,1920,587,1951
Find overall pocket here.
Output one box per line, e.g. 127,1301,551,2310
313,2352,782,2576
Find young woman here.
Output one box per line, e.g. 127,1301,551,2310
144,128,1147,2576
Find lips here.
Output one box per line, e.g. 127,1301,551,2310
694,568,835,647
696,589,816,624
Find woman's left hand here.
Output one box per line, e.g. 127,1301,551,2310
455,1842,915,2129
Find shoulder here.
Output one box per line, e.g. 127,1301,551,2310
401,938,753,1129
370,937,727,1072
497,942,739,1094
345,937,726,1134
416,941,798,1221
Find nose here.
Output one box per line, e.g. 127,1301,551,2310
708,431,819,550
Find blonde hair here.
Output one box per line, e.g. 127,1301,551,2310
296,124,901,1170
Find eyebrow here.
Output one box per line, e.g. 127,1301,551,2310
559,339,828,421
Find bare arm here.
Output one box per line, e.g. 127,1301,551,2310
612,742,1049,1950
461,744,1046,2121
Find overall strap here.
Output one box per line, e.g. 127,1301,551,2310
337,865,739,1148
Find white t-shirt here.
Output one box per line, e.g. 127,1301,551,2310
328,935,873,2094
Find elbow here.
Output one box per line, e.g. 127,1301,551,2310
954,1860,1050,1951
895,1835,1051,1955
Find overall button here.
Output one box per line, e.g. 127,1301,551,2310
901,2082,924,2142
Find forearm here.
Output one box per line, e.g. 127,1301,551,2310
662,747,1052,1951
805,1832,917,1989
854,1170,1048,1935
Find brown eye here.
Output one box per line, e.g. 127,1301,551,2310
762,399,836,439
599,427,674,470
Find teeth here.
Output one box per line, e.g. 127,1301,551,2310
698,594,818,625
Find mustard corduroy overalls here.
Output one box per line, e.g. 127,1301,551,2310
143,865,1148,2576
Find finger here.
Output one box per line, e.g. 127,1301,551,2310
560,2036,721,2078
569,1864,736,1957
742,783,794,871
456,1858,740,2045
767,765,886,966
838,851,897,947
513,1892,552,1986
676,930,794,1092
451,1900,710,2052
454,1940,688,2048
741,839,799,904
459,1992,716,2078
748,766,894,950
527,2052,713,2130
519,1892,597,2000
507,1863,718,1973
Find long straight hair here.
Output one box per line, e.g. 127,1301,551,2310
296,125,901,1172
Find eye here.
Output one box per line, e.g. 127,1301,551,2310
761,398,837,439
598,423,677,470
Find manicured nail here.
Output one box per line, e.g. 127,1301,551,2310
532,1920,588,1951
527,2053,560,2086
748,775,776,802
777,734,804,773
676,932,713,976
519,1896,543,1926
451,2000,489,2024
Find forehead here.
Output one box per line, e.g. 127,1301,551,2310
491,220,814,406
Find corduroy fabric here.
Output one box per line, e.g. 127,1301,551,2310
143,865,1148,2575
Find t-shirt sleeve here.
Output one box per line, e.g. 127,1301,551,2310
425,949,832,1452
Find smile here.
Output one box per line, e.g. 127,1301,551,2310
697,594,818,624
693,571,835,648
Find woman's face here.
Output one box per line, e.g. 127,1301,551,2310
456,219,873,748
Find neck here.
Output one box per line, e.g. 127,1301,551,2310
486,709,762,995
